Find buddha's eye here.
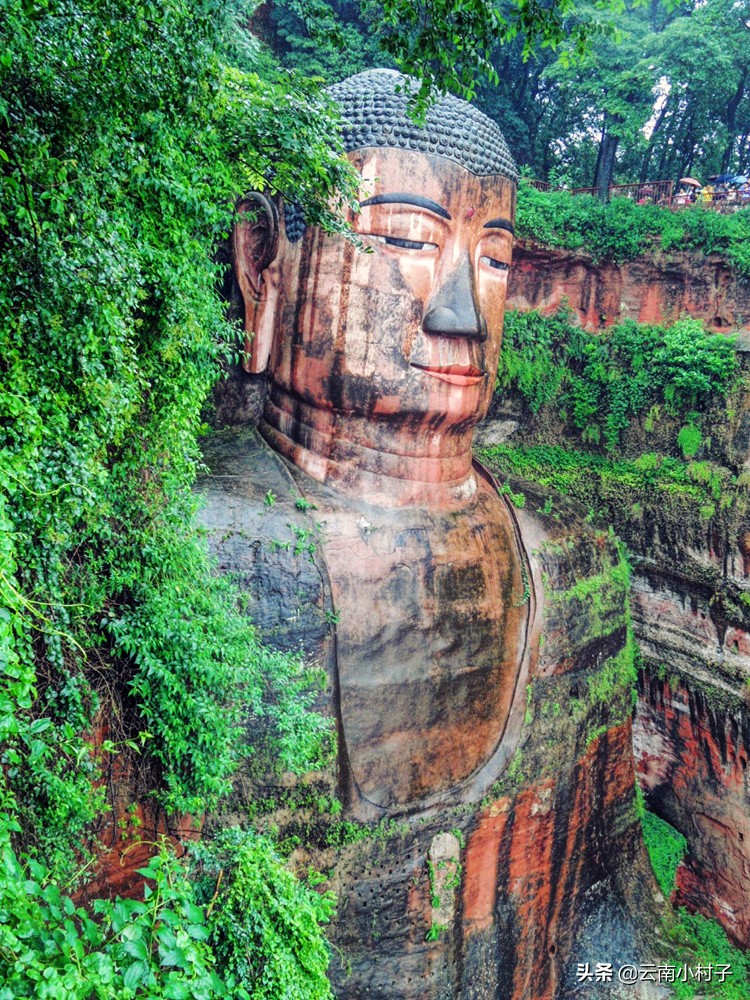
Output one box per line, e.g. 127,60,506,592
480,255,509,271
366,235,437,250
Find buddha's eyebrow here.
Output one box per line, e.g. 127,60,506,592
359,193,451,221
483,218,515,234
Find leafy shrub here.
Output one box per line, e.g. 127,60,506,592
0,810,336,1000
515,182,750,273
0,817,223,999
108,565,332,815
497,309,738,450
515,186,663,261
641,808,687,897
190,829,336,1000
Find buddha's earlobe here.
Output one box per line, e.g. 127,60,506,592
232,193,280,373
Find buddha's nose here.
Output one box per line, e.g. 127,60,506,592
422,252,487,341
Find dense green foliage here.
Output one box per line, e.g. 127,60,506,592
0,823,335,999
270,0,614,112
639,803,750,999
1,0,345,864
516,184,750,271
0,0,358,993
484,443,739,528
475,0,750,187
668,910,750,1000
191,830,336,999
641,807,687,896
0,833,224,999
484,308,747,637
497,308,739,449
276,0,750,186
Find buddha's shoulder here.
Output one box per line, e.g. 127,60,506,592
475,462,630,678
196,426,332,656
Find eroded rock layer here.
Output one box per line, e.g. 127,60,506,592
635,671,750,947
507,241,750,333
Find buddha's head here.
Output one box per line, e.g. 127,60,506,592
233,69,518,500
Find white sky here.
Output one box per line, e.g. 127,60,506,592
643,75,671,140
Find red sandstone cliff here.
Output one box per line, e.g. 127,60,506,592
635,672,750,947
508,240,750,333
494,238,750,952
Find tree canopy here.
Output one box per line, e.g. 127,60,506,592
275,0,750,186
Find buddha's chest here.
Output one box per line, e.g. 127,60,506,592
295,473,529,811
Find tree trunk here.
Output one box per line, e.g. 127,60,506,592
594,130,619,201
640,99,671,181
722,68,748,173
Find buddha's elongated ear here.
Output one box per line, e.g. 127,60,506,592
232,192,280,373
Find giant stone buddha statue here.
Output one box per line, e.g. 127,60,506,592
200,70,662,1000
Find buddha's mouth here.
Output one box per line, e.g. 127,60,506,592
411,364,486,387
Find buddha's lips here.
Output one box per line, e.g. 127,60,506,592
411,364,486,386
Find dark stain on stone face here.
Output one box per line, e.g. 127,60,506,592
380,563,422,623
434,560,485,603
291,228,316,349
580,271,592,314
284,476,528,810
334,238,355,353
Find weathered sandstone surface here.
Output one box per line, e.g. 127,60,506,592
508,240,750,333
629,537,750,948
196,427,661,999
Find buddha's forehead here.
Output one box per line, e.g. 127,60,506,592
351,147,516,220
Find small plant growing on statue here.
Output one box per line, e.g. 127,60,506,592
264,490,277,506
425,923,449,941
295,496,318,511
291,525,317,559
498,481,526,508
269,538,292,552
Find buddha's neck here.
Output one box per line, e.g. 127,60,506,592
261,384,479,508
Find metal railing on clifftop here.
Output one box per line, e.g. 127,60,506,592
527,178,749,212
